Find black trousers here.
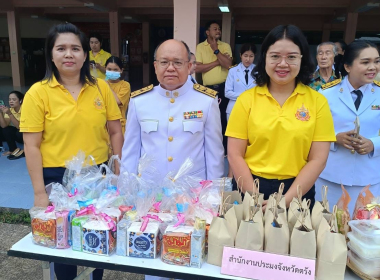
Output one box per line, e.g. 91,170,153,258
232,174,316,210
43,167,104,280
208,82,228,155
2,126,23,151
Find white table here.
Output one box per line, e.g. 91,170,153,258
8,233,361,280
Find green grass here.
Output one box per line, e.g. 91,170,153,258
0,210,31,225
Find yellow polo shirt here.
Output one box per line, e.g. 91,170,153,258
226,83,336,180
196,39,232,86
108,80,131,134
20,76,121,168
4,107,21,127
89,49,111,80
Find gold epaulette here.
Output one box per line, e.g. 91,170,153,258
193,84,218,98
321,79,342,90
373,80,380,87
131,84,154,98
229,64,238,69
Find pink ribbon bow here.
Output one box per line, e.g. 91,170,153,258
99,213,116,232
77,204,96,216
174,213,185,227
119,205,133,213
140,214,163,232
68,188,78,198
45,204,55,213
153,202,162,212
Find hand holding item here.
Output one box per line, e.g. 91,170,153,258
352,135,374,155
0,105,10,115
336,129,359,150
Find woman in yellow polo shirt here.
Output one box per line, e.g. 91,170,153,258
89,32,111,79
20,23,123,280
226,24,336,210
0,90,24,159
105,56,131,134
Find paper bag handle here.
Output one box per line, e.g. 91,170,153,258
322,185,328,209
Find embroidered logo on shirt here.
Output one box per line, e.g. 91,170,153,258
295,104,310,121
184,111,203,119
94,97,104,110
372,105,380,110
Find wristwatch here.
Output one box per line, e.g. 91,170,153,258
214,49,220,55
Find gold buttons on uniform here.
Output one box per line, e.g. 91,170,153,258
169,117,174,122
168,136,173,142
170,98,175,103
174,92,179,97
168,156,173,162
166,91,170,97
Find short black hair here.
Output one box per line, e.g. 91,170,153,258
43,23,95,85
9,90,24,103
253,24,315,87
240,43,257,55
205,21,220,30
336,40,347,52
105,56,123,70
89,32,103,44
341,40,379,76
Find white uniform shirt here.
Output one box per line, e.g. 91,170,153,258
121,80,224,181
319,77,380,186
225,63,256,116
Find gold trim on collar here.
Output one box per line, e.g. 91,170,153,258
131,84,154,98
321,79,342,90
373,80,380,87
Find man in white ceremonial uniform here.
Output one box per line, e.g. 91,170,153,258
121,39,224,186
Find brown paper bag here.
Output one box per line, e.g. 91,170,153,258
290,200,316,259
242,179,264,221
236,193,264,251
311,185,331,235
224,178,244,227
264,183,287,222
288,185,310,234
264,198,290,255
316,205,347,280
207,194,237,266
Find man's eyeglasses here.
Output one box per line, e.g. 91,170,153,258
266,54,303,65
155,59,189,69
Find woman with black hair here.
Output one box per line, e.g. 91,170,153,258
226,24,336,210
0,90,25,159
20,23,123,280
318,40,380,214
89,32,111,79
105,56,131,134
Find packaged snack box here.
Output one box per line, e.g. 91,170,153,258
127,222,160,259
56,210,70,249
116,218,132,256
82,219,116,256
31,218,56,248
67,210,76,246
162,225,193,267
72,216,89,251
190,218,206,268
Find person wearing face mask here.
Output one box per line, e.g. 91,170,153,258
0,90,25,159
89,33,111,80
317,41,380,214
105,56,131,134
225,43,257,121
226,25,336,211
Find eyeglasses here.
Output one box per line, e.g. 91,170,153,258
266,54,303,65
155,59,189,69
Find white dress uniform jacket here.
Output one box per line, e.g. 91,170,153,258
121,80,224,181
225,63,256,118
319,78,380,186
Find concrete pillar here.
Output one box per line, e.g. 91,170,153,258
142,22,150,86
109,11,120,57
222,13,232,46
344,13,358,44
322,23,331,42
7,11,24,88
173,0,200,54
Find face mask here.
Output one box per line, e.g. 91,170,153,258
105,70,121,80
